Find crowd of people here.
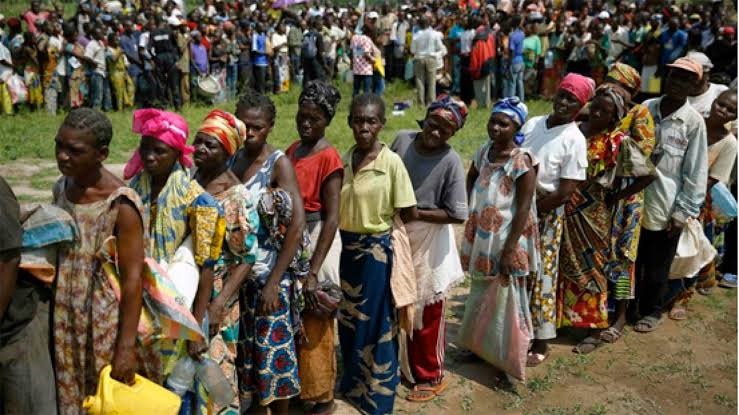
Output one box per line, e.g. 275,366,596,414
1,0,737,115
0,1,738,415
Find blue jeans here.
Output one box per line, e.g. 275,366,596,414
508,61,525,101
226,63,238,97
353,74,372,96
90,73,104,109
372,72,385,95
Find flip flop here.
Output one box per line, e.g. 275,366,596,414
573,336,604,354
405,378,450,402
634,314,664,333
526,351,549,367
599,326,623,344
668,305,688,321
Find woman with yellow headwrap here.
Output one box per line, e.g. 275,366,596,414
190,109,260,414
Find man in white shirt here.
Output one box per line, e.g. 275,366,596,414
84,26,109,110
635,57,708,333
607,16,632,65
410,15,446,107
686,51,729,117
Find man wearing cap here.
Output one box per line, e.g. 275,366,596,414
686,51,729,117
635,56,708,333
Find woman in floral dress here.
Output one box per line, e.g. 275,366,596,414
461,97,540,379
557,87,656,353
52,109,159,413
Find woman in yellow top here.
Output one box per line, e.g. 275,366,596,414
338,93,417,415
107,33,135,110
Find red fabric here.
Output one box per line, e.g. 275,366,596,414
469,28,496,80
286,142,344,213
407,300,446,383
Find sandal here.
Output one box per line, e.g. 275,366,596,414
526,351,549,367
697,286,713,296
668,305,688,321
634,314,664,333
573,336,604,354
599,326,623,344
406,378,450,402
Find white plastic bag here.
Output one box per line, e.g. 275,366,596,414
7,74,27,104
160,235,200,309
669,218,717,279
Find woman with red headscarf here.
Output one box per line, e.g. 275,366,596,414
126,109,226,385
519,73,594,366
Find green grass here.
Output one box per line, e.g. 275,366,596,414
0,80,551,164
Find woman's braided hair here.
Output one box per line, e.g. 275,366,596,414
60,108,114,147
236,89,277,125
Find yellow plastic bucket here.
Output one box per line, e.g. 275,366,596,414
83,365,181,415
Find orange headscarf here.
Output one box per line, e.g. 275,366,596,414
196,109,246,155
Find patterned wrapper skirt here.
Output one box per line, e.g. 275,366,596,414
338,230,399,415
530,207,564,340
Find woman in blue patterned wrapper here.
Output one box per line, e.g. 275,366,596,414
230,91,310,415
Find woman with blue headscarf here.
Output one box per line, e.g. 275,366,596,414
458,97,540,381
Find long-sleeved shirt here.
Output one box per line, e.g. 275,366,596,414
410,27,446,60
642,97,708,230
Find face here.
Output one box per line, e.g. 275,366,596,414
55,126,107,177
193,132,229,172
710,92,738,124
552,89,582,121
139,136,180,178
487,112,518,146
348,104,384,151
420,113,457,150
664,68,698,99
32,1,40,13
588,94,618,132
296,102,329,144
236,107,274,151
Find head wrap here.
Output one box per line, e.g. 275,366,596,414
124,109,193,179
596,86,627,123
422,94,469,131
559,73,596,106
299,80,342,121
491,97,529,145
197,109,246,156
607,63,641,93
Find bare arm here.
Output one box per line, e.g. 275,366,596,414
607,174,657,205
259,157,306,315
416,209,465,224
308,171,342,277
111,199,145,384
537,178,580,214
466,164,479,198
207,262,252,336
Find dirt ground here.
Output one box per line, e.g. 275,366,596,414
2,159,736,415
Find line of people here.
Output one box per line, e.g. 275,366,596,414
0,59,737,415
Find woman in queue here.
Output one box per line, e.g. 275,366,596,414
338,93,417,415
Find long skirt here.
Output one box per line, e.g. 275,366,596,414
298,220,341,403
338,231,399,415
530,207,564,340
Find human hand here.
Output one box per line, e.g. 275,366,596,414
303,272,319,311
667,218,684,239
186,339,208,361
258,280,280,316
110,345,136,385
207,300,226,338
499,246,517,278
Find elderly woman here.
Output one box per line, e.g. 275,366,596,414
191,109,259,414
338,93,417,415
461,97,539,381
390,95,468,402
558,87,656,354
125,109,225,379
286,80,343,414
520,73,594,366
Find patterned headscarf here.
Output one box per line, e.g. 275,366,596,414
423,94,469,131
559,73,596,105
299,80,342,121
491,97,529,145
596,86,627,123
606,63,641,93
197,109,246,156
124,109,193,179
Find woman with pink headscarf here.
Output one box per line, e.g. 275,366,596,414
519,73,594,366
125,108,226,389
